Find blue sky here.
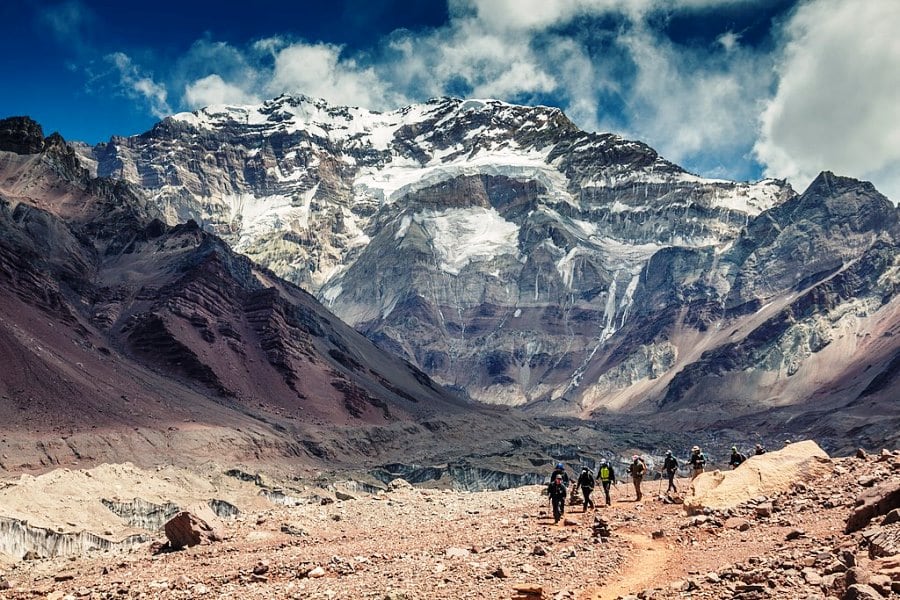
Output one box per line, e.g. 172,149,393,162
3,0,900,200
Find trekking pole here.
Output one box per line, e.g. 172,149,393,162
658,470,664,495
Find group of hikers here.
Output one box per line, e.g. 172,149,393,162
545,442,768,523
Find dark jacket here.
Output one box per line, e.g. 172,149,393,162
550,467,570,486
663,455,679,473
577,470,595,489
547,480,568,499
729,451,746,467
689,452,706,469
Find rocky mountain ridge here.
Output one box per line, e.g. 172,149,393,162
3,115,588,476
78,95,900,449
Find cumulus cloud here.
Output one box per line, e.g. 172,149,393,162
265,42,403,109
106,52,171,118
184,75,260,108
755,0,900,201
613,25,772,178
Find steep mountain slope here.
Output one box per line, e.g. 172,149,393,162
0,117,547,474
81,96,900,447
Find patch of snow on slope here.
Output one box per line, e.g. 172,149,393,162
355,148,570,206
414,207,519,276
596,237,662,272
707,179,785,214
394,215,413,240
222,192,296,251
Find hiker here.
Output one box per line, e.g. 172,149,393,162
577,466,595,511
550,462,570,486
547,474,568,523
754,443,767,455
627,455,646,501
688,446,706,478
728,446,746,468
663,450,679,493
596,460,616,506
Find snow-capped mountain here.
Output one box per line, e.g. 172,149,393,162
83,95,900,446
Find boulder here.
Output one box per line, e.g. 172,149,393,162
843,584,885,600
866,525,900,559
684,441,831,514
846,481,900,533
163,511,222,550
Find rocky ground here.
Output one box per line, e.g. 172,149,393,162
1,448,899,600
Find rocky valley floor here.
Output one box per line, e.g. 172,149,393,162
1,448,899,600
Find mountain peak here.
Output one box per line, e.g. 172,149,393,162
0,116,47,154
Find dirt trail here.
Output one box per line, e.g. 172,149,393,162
580,530,673,600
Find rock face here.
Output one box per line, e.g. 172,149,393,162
684,441,832,514
78,95,900,449
3,119,564,474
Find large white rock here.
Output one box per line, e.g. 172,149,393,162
683,440,831,514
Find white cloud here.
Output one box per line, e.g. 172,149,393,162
755,0,900,201
106,52,171,118
184,74,260,108
603,24,771,178
266,42,402,110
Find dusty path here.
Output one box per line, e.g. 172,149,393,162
580,530,672,600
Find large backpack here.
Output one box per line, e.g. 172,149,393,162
633,459,646,476
598,465,612,481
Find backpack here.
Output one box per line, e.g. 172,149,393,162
582,471,595,487
632,459,646,476
598,465,611,481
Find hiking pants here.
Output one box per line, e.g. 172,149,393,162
551,495,566,523
581,486,594,510
666,470,677,493
601,481,612,505
632,475,643,501
692,467,704,479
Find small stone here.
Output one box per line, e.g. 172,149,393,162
846,567,873,586
512,583,542,595
725,517,751,531
858,476,879,488
491,566,510,578
308,566,326,578
802,568,823,586
191,583,209,595
755,503,773,518
445,547,470,558
253,561,269,576
532,545,548,556
786,528,806,540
